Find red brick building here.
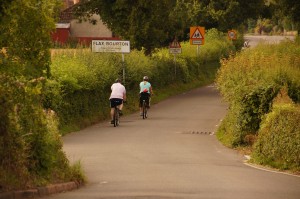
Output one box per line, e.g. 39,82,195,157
51,0,119,45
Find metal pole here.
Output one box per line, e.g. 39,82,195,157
197,45,200,57
174,54,177,78
122,53,125,85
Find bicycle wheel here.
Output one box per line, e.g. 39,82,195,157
142,100,147,119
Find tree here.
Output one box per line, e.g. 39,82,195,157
205,0,265,31
0,0,61,78
75,0,178,55
0,0,13,18
74,0,265,54
269,0,300,34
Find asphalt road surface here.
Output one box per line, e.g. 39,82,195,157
244,35,295,48
45,85,300,199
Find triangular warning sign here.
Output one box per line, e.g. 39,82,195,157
191,28,204,39
170,40,181,48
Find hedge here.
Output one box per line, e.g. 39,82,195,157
0,75,81,190
216,40,300,147
252,101,300,171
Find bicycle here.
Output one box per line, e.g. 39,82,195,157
113,106,120,127
142,99,148,119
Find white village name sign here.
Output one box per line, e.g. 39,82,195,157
92,40,130,53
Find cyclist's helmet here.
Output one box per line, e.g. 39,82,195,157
143,76,149,81
115,78,121,83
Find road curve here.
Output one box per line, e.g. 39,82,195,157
45,85,300,199
244,35,295,48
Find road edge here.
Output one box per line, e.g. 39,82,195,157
243,156,300,178
0,181,82,199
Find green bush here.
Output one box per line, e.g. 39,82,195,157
0,74,84,190
0,0,85,191
252,103,300,171
216,41,300,147
0,75,29,189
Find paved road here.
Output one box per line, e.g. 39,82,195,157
45,85,300,199
244,35,295,48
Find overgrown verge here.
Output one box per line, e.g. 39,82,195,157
216,40,300,172
48,29,234,134
0,0,86,191
0,75,86,191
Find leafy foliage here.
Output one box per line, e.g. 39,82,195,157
252,101,300,171
271,0,300,33
0,0,61,78
74,0,177,55
0,75,76,190
73,0,264,54
216,41,300,146
0,0,85,190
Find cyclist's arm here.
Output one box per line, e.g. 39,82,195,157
123,92,127,101
150,86,153,95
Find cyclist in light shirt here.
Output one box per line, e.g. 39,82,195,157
109,78,126,124
139,76,153,116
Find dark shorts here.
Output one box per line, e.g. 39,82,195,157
139,92,150,107
110,98,123,108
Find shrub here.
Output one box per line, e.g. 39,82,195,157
0,0,85,191
0,75,29,189
0,74,84,190
216,41,300,147
252,101,300,171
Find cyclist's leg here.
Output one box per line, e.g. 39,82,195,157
117,99,124,115
110,108,114,120
146,94,150,108
110,99,116,123
113,107,117,126
114,106,119,126
119,103,123,111
142,100,146,119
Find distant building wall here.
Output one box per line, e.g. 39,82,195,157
52,2,119,45
51,24,70,44
70,14,112,38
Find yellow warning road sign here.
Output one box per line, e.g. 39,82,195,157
190,26,205,45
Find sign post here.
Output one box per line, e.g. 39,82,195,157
122,53,125,85
190,27,205,57
92,40,130,85
169,39,182,77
